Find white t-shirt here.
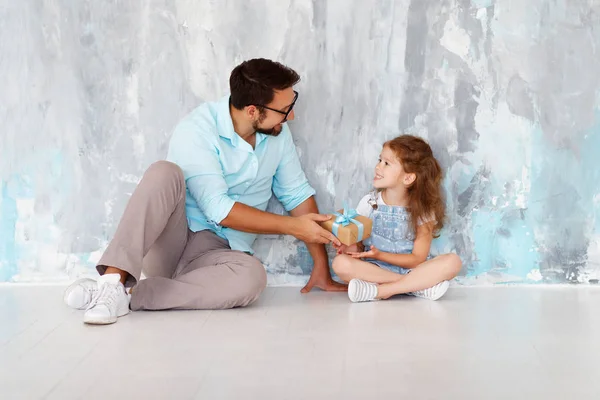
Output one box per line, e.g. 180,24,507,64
354,192,435,226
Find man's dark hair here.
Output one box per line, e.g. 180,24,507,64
229,58,300,110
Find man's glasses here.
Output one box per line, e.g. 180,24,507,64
254,91,299,123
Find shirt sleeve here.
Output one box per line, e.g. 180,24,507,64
272,126,316,211
355,194,372,217
167,120,235,224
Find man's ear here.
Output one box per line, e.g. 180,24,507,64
246,105,259,120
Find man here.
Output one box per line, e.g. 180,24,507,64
63,58,345,325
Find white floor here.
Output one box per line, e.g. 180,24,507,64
0,286,599,400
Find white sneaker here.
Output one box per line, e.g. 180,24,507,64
83,274,130,325
348,279,379,303
409,280,450,301
64,278,98,309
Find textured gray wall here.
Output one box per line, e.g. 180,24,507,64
1,0,599,284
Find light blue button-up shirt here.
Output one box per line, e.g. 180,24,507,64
166,95,316,254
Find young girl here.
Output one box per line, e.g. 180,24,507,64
332,135,462,302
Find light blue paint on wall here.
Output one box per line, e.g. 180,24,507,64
0,181,18,281
471,0,494,8
470,212,538,282
429,171,464,259
526,114,600,281
581,112,600,236
456,166,479,199
295,245,315,276
0,176,36,282
0,149,89,281
470,210,502,277
501,215,540,280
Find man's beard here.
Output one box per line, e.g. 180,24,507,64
253,119,283,137
252,122,283,136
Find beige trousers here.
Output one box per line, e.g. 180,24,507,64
97,161,267,310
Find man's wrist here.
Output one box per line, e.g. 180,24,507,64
281,215,298,236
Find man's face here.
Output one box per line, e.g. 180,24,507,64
253,87,297,136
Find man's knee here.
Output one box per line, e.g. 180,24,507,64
235,255,267,306
145,161,184,184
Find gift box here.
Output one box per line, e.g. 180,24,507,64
320,205,372,246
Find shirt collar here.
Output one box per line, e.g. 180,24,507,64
216,95,270,149
216,95,239,146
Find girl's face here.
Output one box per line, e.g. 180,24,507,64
373,145,415,190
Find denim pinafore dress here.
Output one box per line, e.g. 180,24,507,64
362,191,418,275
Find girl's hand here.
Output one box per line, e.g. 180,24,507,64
348,245,380,260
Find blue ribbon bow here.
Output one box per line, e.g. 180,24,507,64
332,201,365,242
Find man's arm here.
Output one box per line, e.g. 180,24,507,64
220,201,339,245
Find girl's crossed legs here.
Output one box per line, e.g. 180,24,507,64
332,253,461,300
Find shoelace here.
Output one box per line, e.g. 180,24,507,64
86,283,118,311
85,284,98,298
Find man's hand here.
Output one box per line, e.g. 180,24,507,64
347,245,381,260
333,243,348,254
332,242,363,255
291,213,341,246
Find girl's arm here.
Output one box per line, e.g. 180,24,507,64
347,223,434,269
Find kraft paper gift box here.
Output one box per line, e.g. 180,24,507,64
319,205,372,246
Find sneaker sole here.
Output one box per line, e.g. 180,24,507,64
83,309,129,325
348,279,378,303
430,281,450,301
348,279,360,302
83,316,118,325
